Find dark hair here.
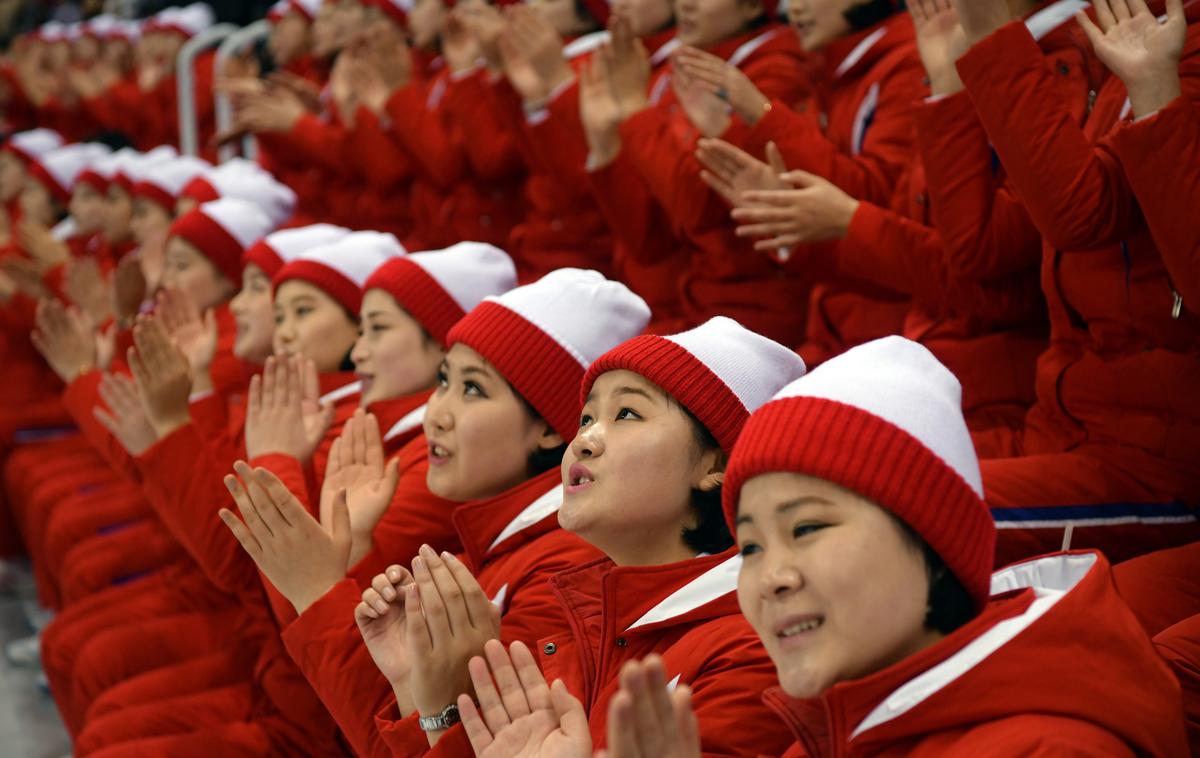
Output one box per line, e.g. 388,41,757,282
843,0,899,31
674,402,734,556
338,306,361,372
511,382,569,477
572,0,604,32
890,515,976,635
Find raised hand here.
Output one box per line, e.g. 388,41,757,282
95,372,159,455
607,13,651,119
355,564,417,692
111,253,147,328
599,656,700,758
321,409,401,567
16,220,69,271
127,315,193,438
457,4,506,69
951,0,1014,45
219,462,352,614
31,298,97,383
502,6,573,104
0,257,50,300
579,48,624,168
695,138,789,206
1077,0,1186,116
155,288,218,394
731,169,861,249
243,355,334,462
909,0,967,95
63,257,112,325
406,546,502,744
266,71,323,112
442,10,484,74
329,49,363,126
235,87,307,134
459,640,591,758
671,62,730,138
672,45,769,125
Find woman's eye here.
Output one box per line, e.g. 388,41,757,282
463,381,485,397
295,306,312,318
578,414,593,428
738,541,762,557
273,313,284,325
371,324,388,334
615,407,641,421
435,369,448,387
793,523,826,539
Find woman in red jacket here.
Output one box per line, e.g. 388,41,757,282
508,336,1188,757
220,268,648,758
948,0,1200,566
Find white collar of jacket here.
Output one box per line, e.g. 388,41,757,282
383,404,426,442
486,484,563,554
625,553,743,632
730,27,780,67
850,552,1098,738
1024,0,1089,41
320,380,362,404
564,29,611,60
833,26,887,78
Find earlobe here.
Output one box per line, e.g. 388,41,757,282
697,471,724,492
539,426,565,451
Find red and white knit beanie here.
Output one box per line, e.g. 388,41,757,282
273,231,406,314
290,0,324,20
156,3,216,37
722,336,995,609
446,268,650,440
3,129,63,165
76,148,139,193
243,223,350,279
114,146,178,195
582,317,807,454
366,0,413,26
182,159,297,227
364,242,517,347
29,144,112,204
169,198,276,285
131,156,212,212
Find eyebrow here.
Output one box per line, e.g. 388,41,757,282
460,365,494,380
585,385,657,404
363,311,390,320
735,496,834,526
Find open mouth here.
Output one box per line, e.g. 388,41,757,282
428,442,452,465
776,616,823,648
566,463,594,494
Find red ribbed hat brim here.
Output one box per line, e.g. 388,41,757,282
169,209,244,285
447,301,585,440
274,259,362,315
363,257,465,347
723,396,995,609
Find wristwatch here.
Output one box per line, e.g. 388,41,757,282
418,703,461,732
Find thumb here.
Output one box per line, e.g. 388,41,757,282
781,169,822,189
551,680,591,742
766,141,788,175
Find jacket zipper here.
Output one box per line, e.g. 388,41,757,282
1172,289,1183,319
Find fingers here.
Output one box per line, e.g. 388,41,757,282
234,461,287,534
218,507,264,557
672,685,700,752
484,636,533,722
1092,0,1116,29
509,640,552,712
765,141,788,174
404,583,433,654
469,645,510,734
1110,0,1131,22
350,409,367,466
1076,9,1104,44
458,690,495,754
253,466,302,529
364,413,384,470
606,690,640,758
416,545,464,635
224,472,273,540
550,679,592,745
442,552,493,631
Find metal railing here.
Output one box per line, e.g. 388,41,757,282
176,23,238,157
214,19,271,163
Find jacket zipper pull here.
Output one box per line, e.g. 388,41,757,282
1172,290,1183,319
1086,89,1097,114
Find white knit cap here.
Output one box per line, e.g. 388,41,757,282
363,241,518,345
4,129,64,164
446,268,651,438
156,4,216,37
169,198,276,283
131,155,212,210
582,316,807,452
289,0,324,20
113,19,142,41
184,158,297,227
31,143,112,202
273,231,406,313
84,14,118,38
243,223,351,278
38,21,67,43
115,147,178,194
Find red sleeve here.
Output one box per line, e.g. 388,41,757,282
585,148,679,266
445,72,526,181
385,78,467,192
136,421,260,595
1110,95,1200,312
955,21,1138,250
352,106,417,188
278,112,355,175
914,91,1044,280
743,60,924,207
617,105,712,238
248,451,315,514
281,579,396,758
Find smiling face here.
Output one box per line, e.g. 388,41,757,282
422,343,562,503
272,279,360,373
735,472,941,699
162,236,236,311
786,0,851,52
674,0,762,48
230,263,275,363
351,288,444,406
557,370,723,566
130,198,173,245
